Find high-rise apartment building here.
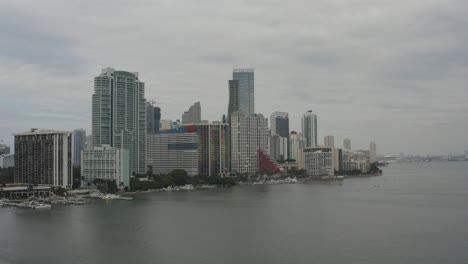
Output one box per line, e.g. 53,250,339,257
324,135,335,148
270,112,290,161
302,110,318,147
81,145,130,189
290,131,305,168
14,129,73,188
343,138,351,150
369,141,377,163
230,112,269,175
73,128,86,167
146,132,199,176
227,69,254,122
92,67,146,175
192,122,230,177
182,102,201,124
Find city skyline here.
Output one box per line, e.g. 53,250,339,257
1,1,467,156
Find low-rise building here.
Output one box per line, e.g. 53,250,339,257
81,145,130,189
303,147,335,177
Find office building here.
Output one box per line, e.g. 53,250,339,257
147,103,162,134
230,112,269,175
0,144,10,155
81,145,130,189
92,67,146,175
343,138,351,150
0,154,14,168
182,102,201,124
303,147,335,178
302,110,318,147
369,141,377,163
14,129,73,188
147,132,199,176
270,111,290,161
73,128,86,167
227,69,254,122
192,122,230,177
324,135,335,148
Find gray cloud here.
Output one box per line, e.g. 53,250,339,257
0,0,467,155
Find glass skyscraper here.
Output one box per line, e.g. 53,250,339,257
302,110,318,147
228,69,254,121
92,67,147,175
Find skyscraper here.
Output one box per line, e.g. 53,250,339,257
73,128,86,167
270,111,290,161
146,103,161,134
227,69,254,122
324,135,335,148
92,67,147,175
146,102,155,134
230,112,269,175
302,110,318,147
182,102,201,124
369,141,377,163
343,138,351,150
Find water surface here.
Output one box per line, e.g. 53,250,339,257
1,162,467,264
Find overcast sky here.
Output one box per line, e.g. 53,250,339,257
1,0,467,156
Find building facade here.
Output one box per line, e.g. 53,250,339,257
343,138,351,150
0,154,14,168
147,132,199,176
193,122,230,177
290,131,305,169
146,103,162,134
73,128,86,167
227,69,254,122
14,129,73,188
92,67,146,175
270,111,290,161
81,145,130,189
160,119,173,131
182,102,201,124
324,135,335,148
0,144,10,155
302,110,318,147
230,112,269,175
303,147,335,177
341,149,370,172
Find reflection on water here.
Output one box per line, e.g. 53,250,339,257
1,162,468,264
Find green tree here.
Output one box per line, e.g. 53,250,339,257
0,167,14,184
168,169,188,186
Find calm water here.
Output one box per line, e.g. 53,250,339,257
1,162,468,264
